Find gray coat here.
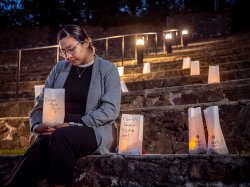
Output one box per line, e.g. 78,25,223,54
30,56,121,154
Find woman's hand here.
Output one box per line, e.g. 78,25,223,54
34,123,70,135
34,124,56,135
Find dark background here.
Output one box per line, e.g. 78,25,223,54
0,0,249,31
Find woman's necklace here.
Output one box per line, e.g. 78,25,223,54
76,59,94,78
76,67,87,78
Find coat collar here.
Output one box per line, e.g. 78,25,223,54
54,55,101,114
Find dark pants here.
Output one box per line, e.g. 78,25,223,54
4,125,97,187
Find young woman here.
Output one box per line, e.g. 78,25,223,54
4,25,121,187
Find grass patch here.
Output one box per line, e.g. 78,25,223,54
0,149,25,155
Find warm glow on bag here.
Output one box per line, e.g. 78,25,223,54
208,65,220,84
190,61,200,75
204,106,228,154
188,107,207,154
182,57,191,69
118,114,144,155
42,88,65,125
143,62,151,74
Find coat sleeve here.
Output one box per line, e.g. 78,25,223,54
81,63,121,127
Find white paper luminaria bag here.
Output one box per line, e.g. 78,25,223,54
182,57,191,69
34,85,44,98
143,62,151,74
118,114,144,155
208,65,220,84
42,88,65,126
120,80,129,93
190,61,200,75
204,106,228,154
188,107,207,154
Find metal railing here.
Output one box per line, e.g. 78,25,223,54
94,32,158,64
0,32,158,100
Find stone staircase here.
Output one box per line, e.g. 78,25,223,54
0,32,250,186
1,154,250,187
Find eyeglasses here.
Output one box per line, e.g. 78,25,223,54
60,42,81,58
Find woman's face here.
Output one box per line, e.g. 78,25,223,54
59,36,91,66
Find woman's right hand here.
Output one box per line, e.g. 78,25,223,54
34,124,56,135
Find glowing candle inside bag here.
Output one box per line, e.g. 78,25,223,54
118,114,144,155
188,107,207,154
42,88,65,126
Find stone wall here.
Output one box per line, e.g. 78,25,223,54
0,117,33,150
0,154,250,187
1,100,250,154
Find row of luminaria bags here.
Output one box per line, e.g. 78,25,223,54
119,57,221,92
118,105,229,155
34,57,226,154
36,91,228,155
35,57,220,94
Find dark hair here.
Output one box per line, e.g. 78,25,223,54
57,25,95,54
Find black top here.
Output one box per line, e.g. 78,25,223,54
63,65,93,123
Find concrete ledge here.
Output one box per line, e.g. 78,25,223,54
0,154,250,187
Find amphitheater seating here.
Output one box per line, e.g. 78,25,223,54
0,32,250,186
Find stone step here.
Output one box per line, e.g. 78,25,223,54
1,78,249,117
0,91,34,101
119,100,250,154
0,80,44,92
122,59,250,75
113,33,250,66
1,42,247,73
0,100,34,117
65,154,250,186
121,78,250,109
1,100,250,154
0,154,249,187
0,76,249,117
1,40,250,82
0,68,52,80
0,48,57,65
0,32,247,66
0,72,48,84
1,57,249,93
115,49,250,67
1,45,250,84
177,44,250,61
1,55,249,85
125,68,250,91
